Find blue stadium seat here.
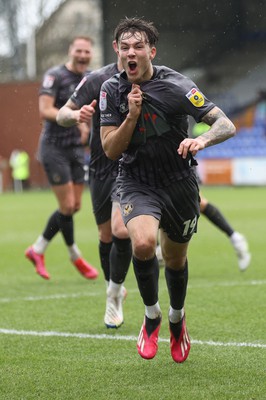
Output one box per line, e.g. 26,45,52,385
197,126,266,159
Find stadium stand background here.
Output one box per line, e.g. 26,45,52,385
101,0,266,185
0,0,266,190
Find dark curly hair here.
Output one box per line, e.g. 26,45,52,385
114,17,159,46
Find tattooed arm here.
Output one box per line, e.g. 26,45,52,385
56,98,97,127
201,106,236,146
178,106,236,159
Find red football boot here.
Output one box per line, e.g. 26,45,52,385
25,246,50,280
72,257,99,280
137,315,162,360
169,316,190,363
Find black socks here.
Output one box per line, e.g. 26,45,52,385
99,241,112,281
42,210,60,241
133,255,159,306
42,210,74,246
202,203,234,237
165,261,188,310
110,236,132,284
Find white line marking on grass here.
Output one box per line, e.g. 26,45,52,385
188,280,266,289
0,328,265,349
0,291,102,303
0,280,265,304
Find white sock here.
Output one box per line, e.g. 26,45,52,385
230,231,237,240
107,279,123,297
145,302,161,319
32,235,49,254
168,306,184,323
68,243,81,261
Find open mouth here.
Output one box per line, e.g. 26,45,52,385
128,61,137,72
77,60,87,66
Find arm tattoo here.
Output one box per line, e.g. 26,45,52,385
57,100,78,127
201,107,236,147
60,109,77,127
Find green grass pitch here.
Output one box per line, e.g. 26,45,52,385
0,186,265,400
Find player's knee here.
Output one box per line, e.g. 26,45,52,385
112,222,129,239
61,203,76,215
164,254,187,270
99,230,112,242
133,236,156,260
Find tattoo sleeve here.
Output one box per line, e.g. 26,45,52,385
201,106,236,147
59,109,77,127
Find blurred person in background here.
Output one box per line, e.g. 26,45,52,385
56,42,131,329
0,155,8,193
9,149,30,192
193,122,250,270
25,36,98,281
157,121,251,271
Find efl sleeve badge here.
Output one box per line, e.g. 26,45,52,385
185,88,205,107
99,90,107,111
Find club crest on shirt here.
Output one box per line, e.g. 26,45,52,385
119,102,129,114
43,74,55,89
99,91,107,111
186,88,205,107
123,203,133,216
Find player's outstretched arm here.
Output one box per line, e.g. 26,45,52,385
178,106,236,159
57,99,97,127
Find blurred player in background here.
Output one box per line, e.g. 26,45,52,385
193,121,251,270
157,121,251,271
25,36,98,281
56,42,131,329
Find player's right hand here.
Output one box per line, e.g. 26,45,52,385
79,99,97,123
127,84,142,119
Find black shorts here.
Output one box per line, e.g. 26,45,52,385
89,173,118,225
193,165,202,185
39,138,85,185
117,172,200,243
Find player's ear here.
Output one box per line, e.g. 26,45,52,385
112,40,118,54
150,46,157,61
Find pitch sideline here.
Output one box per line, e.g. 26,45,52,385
0,327,265,349
0,279,265,304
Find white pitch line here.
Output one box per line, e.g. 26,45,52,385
0,291,102,303
0,280,265,304
188,280,266,289
0,328,265,349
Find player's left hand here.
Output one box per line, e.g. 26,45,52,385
177,137,205,159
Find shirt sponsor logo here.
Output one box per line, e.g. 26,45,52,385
43,75,55,89
99,91,107,111
186,88,205,107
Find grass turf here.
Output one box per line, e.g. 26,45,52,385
0,186,265,400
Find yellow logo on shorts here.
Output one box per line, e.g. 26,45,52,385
123,204,133,216
186,88,205,107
